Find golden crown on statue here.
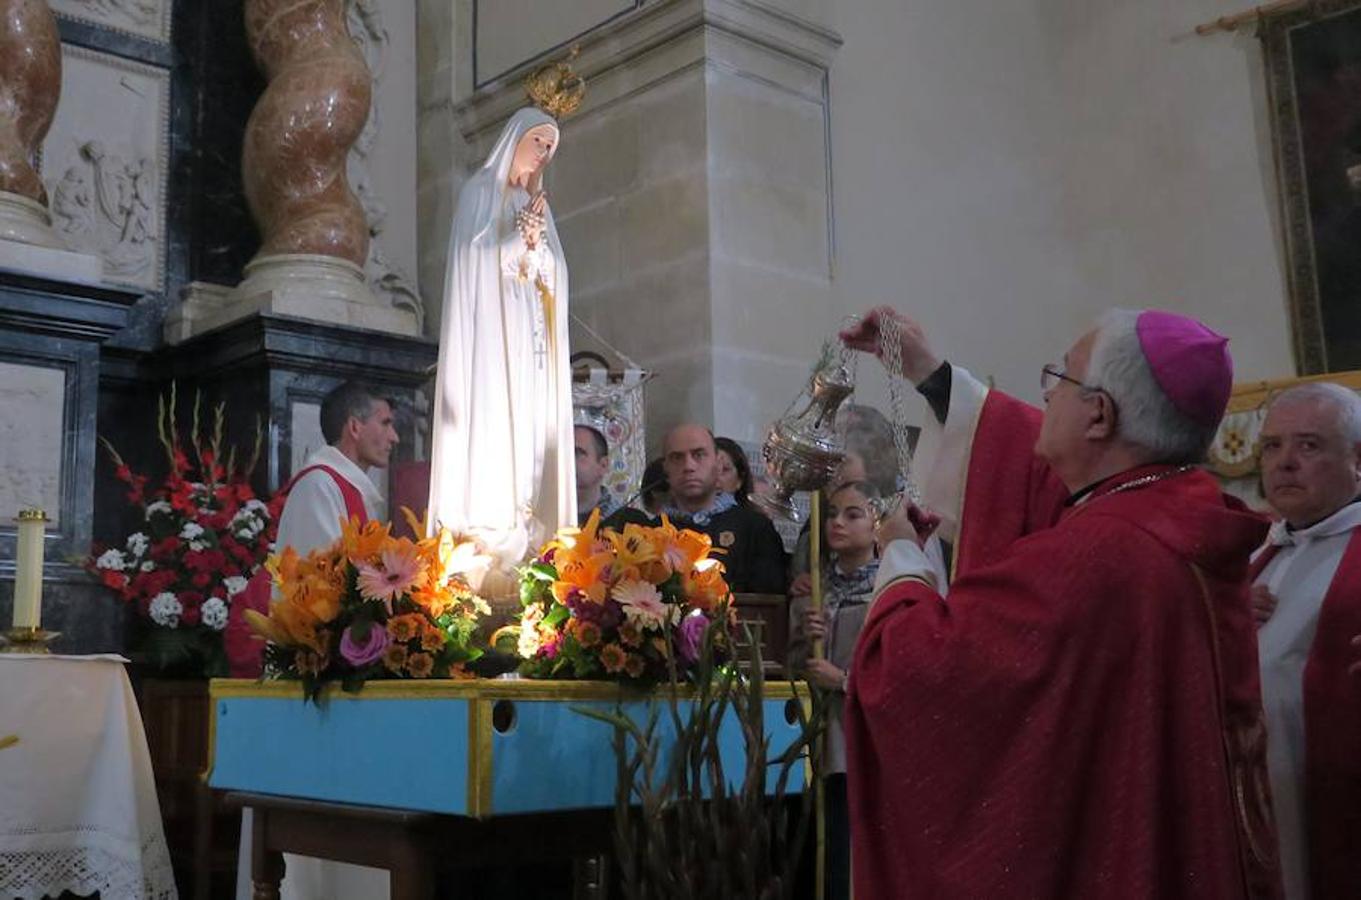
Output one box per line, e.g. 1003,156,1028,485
524,47,586,119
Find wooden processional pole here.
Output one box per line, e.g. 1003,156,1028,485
809,489,826,900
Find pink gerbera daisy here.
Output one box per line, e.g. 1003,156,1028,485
357,546,424,610
612,579,670,630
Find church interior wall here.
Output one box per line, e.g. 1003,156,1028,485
828,0,1298,416
418,0,1301,451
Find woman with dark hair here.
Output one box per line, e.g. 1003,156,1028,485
714,436,755,504
639,456,670,516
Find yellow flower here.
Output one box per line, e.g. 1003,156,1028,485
571,619,602,649
623,653,645,678
618,621,643,647
682,558,730,613
420,626,445,653
383,644,409,673
339,516,391,565
387,614,423,643
652,516,713,575
410,579,453,618
600,643,628,674
406,651,434,678
607,524,660,579
552,549,612,605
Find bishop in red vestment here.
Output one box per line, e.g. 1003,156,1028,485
838,307,1282,899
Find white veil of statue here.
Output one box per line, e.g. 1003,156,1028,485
427,106,576,568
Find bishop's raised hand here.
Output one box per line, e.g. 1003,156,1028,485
839,306,943,384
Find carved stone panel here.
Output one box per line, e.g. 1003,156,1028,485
49,0,172,44
37,44,170,292
0,361,66,525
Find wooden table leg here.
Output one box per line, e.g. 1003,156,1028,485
250,807,285,900
388,840,434,900
192,779,212,900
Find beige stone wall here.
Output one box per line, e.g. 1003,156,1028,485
828,0,1295,416
417,0,1298,452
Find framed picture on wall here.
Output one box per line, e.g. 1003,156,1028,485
1262,0,1361,373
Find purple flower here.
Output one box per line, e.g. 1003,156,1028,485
339,623,390,667
674,614,709,666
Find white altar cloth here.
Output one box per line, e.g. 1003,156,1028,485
0,655,177,899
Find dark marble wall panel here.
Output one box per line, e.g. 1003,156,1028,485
168,0,264,296
0,277,138,654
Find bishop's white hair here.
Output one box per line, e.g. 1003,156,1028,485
1268,381,1361,445
1084,309,1219,464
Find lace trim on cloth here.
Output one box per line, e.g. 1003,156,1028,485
0,828,177,900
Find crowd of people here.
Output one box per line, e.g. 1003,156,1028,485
265,300,1360,900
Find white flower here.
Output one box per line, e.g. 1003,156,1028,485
223,576,249,597
125,532,149,558
95,549,127,572
140,561,155,573
180,522,205,541
201,597,229,631
189,540,207,552
517,604,545,658
613,580,670,630
145,500,172,518
244,498,269,517
149,592,183,628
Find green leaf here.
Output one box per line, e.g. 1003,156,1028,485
527,561,557,582
543,604,570,628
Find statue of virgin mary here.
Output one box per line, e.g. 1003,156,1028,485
427,103,576,569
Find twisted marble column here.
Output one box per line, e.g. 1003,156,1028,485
242,0,371,266
0,0,63,247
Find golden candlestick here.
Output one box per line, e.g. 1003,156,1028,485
5,509,58,652
0,626,60,654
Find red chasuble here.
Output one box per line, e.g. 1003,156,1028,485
1251,531,1361,899
846,388,1282,899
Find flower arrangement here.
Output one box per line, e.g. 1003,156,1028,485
500,510,732,682
88,388,277,677
245,512,491,699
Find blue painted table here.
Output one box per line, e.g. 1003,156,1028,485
209,678,808,898
209,678,807,818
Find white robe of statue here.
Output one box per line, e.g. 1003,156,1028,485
428,106,576,566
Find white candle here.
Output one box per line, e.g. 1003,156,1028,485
12,509,47,630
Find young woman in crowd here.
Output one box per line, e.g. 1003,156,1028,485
714,436,755,504
787,480,882,900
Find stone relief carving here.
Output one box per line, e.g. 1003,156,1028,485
38,45,169,290
50,140,157,282
50,0,171,43
346,0,424,330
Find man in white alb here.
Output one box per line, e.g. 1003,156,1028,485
1251,382,1361,899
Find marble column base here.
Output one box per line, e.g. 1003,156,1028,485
0,192,85,255
0,200,105,286
165,253,420,343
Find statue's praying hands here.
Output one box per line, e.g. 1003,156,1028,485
516,191,549,249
